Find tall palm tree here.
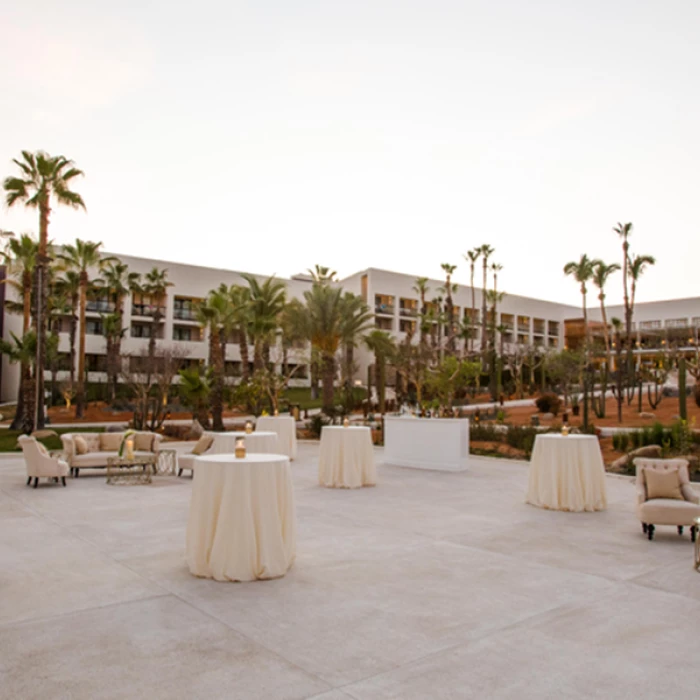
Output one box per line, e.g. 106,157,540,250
227,284,252,382
100,261,140,401
563,254,601,358
3,150,86,429
628,254,656,347
592,261,620,366
54,270,80,389
178,366,211,428
613,222,633,368
364,330,395,414
58,240,113,417
307,265,337,283
287,282,344,413
1,234,37,429
196,287,233,430
413,277,430,348
441,263,457,355
0,331,37,433
464,248,481,354
242,274,287,370
140,267,172,374
338,292,373,395
478,244,495,359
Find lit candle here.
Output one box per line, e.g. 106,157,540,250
343,417,350,427
245,421,253,434
126,439,134,459
235,438,246,458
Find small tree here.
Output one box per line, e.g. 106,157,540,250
546,349,584,406
178,366,212,428
426,356,480,411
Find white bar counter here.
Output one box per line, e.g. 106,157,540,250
384,416,469,472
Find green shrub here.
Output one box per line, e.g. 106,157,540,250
651,421,665,447
505,425,538,456
470,423,501,442
307,414,331,438
535,392,561,415
618,432,630,453
612,433,620,451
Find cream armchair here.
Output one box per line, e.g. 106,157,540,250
177,435,215,477
18,436,70,488
634,457,700,541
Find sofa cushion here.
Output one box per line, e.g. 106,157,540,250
644,468,683,501
178,454,196,471
74,436,88,455
73,452,114,468
192,435,214,456
100,433,123,452
134,433,155,452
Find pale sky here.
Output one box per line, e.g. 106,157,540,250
2,0,698,307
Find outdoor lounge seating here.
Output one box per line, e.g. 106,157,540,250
60,431,162,477
177,435,214,477
18,435,70,488
634,457,700,541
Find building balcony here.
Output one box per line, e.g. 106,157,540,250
399,307,418,317
131,304,166,319
375,305,395,316
173,307,199,321
86,300,116,314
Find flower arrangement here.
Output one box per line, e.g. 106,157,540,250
118,429,137,458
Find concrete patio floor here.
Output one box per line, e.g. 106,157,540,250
1,442,698,699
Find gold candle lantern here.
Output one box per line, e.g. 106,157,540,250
273,408,279,416
343,417,350,428
561,424,569,436
235,438,246,458
245,421,253,434
125,439,134,460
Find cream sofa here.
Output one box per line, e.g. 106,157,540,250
60,431,162,477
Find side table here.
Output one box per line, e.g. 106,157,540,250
106,454,157,485
156,449,178,476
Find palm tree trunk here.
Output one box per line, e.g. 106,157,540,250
238,329,250,382
76,279,87,418
376,354,386,414
21,365,35,434
345,343,354,394
211,325,224,431
33,199,50,429
69,293,78,388
321,353,335,413
600,296,611,368
11,273,33,430
470,266,476,355
481,261,488,361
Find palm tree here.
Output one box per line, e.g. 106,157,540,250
464,248,481,354
242,274,287,370
227,284,252,382
100,261,140,401
592,261,620,366
364,330,395,414
628,254,656,347
338,293,373,396
287,282,344,413
613,222,633,368
441,263,457,355
58,240,114,417
413,277,430,348
54,270,80,389
307,265,338,283
0,331,37,434
1,234,37,429
3,150,86,429
139,267,172,374
178,366,211,428
563,254,601,358
196,287,232,430
478,244,495,359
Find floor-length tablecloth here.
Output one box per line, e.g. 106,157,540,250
256,416,298,460
205,431,279,455
526,434,607,512
186,453,296,581
318,426,376,489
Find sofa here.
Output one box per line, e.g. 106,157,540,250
60,431,162,477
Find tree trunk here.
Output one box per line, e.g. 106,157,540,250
11,272,32,430
69,293,78,388
321,353,335,413
344,343,354,394
21,365,36,434
33,199,51,429
238,328,250,382
481,261,488,362
376,355,386,414
211,326,225,431
75,278,87,418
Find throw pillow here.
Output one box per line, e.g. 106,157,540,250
99,433,123,452
644,468,683,500
134,433,154,452
74,436,88,455
191,435,214,455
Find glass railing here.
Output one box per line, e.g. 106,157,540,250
173,307,199,321
132,304,166,318
375,305,395,315
399,307,418,317
86,300,115,313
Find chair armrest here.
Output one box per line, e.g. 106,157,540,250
36,452,70,477
682,484,699,504
152,434,163,454
60,435,75,460
636,485,647,506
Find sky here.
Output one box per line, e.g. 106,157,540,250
1,0,699,307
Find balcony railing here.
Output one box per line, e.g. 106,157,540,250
375,304,395,315
173,307,199,321
399,307,418,317
132,304,166,319
86,300,116,313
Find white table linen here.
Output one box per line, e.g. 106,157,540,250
186,453,296,581
318,426,376,489
256,416,298,460
206,431,279,455
526,434,607,512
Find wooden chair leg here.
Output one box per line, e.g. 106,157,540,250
678,526,684,536
27,476,32,486
61,477,67,486
178,468,183,477
692,525,697,543
33,477,39,489
642,523,648,534
647,524,655,541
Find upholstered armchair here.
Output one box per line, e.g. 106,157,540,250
18,436,70,488
634,457,700,541
177,435,214,477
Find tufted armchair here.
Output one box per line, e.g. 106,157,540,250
634,457,700,541
18,436,70,488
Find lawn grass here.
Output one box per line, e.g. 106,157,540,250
281,387,367,412
0,427,104,453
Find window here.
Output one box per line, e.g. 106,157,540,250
399,298,418,317
131,324,153,339
173,297,201,321
173,326,202,342
375,317,393,331
399,319,416,334
639,320,662,330
664,318,688,328
86,320,103,336
86,354,107,372
374,294,395,315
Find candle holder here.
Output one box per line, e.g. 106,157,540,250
343,417,350,428
244,421,253,435
273,408,279,416
561,424,570,436
234,437,246,458
125,439,135,460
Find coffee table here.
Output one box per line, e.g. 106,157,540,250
106,454,157,485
